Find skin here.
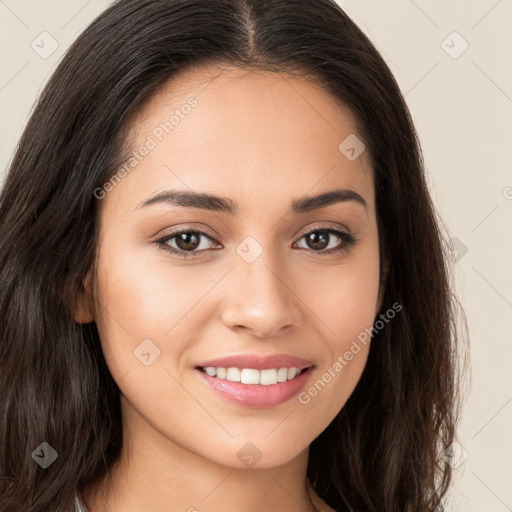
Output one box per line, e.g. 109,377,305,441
75,64,386,512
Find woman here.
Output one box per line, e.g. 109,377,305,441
0,0,467,511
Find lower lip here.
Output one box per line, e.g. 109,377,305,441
194,367,314,408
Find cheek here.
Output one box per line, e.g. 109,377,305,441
91,244,169,379
293,241,379,416
94,239,183,332
92,239,213,383
303,242,381,346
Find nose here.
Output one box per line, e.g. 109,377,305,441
220,249,302,339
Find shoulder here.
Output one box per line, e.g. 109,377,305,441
75,492,90,512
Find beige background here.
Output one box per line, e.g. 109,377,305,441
1,1,511,510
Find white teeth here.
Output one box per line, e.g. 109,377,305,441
260,369,277,385
277,367,288,383
287,368,298,380
202,366,305,384
241,368,260,384
226,367,241,382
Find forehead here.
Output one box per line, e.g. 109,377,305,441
102,64,374,216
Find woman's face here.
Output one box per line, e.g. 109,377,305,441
79,65,382,469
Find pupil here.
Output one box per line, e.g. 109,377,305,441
308,231,328,250
177,232,199,251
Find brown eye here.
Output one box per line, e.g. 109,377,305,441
303,230,331,250
155,225,357,259
173,231,201,251
294,227,356,255
156,229,218,258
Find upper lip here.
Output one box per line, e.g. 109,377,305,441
195,354,314,371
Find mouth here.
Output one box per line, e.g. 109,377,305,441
193,364,315,408
195,365,308,385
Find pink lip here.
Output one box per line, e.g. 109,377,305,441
194,366,314,408
195,353,314,371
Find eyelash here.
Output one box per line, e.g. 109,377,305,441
154,224,357,259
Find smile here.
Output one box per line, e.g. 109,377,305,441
194,366,314,408
198,366,305,385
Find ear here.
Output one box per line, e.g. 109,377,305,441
74,268,95,324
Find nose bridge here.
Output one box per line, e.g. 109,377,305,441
221,234,300,337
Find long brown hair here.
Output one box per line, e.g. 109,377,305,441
0,1,468,510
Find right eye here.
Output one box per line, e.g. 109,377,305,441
155,229,220,258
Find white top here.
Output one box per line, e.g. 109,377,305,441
75,492,90,512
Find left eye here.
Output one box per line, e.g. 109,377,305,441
155,226,356,259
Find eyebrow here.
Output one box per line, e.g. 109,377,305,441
136,188,368,214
